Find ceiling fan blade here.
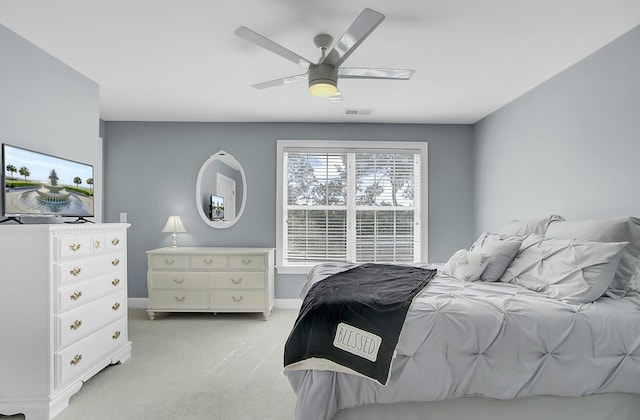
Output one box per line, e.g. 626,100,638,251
235,26,312,68
250,73,308,90
339,67,415,80
322,8,385,68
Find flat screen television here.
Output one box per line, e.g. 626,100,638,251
2,143,94,222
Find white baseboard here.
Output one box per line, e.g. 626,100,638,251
274,298,302,310
128,298,148,309
128,297,302,310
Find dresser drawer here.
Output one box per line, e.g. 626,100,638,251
57,269,126,312
56,236,93,259
210,272,264,289
55,252,125,286
229,255,265,270
90,235,107,253
55,317,128,388
150,272,208,289
105,234,126,251
56,291,127,349
150,254,189,270
210,290,265,310
190,255,227,269
150,290,209,309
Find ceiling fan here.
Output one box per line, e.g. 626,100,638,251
234,8,415,101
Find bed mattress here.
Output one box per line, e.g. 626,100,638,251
285,263,640,420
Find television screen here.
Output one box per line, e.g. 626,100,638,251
2,143,94,219
209,194,224,221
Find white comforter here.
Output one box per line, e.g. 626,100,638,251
285,263,640,420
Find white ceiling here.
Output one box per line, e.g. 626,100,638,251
1,0,639,124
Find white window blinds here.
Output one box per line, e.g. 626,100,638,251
283,144,422,266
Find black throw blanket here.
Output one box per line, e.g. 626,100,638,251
284,263,436,385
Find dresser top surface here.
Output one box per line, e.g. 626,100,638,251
146,247,275,255
0,222,130,232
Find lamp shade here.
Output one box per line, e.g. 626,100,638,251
161,216,187,233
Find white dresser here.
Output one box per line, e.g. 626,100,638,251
146,247,275,320
0,223,131,420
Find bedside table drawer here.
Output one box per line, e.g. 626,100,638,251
151,254,189,270
151,271,208,289
211,290,265,310
150,290,209,309
229,255,264,270
210,272,264,289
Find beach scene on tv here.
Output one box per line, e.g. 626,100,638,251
3,145,94,217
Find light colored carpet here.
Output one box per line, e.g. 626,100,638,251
2,308,300,420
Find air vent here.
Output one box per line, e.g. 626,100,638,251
345,108,373,116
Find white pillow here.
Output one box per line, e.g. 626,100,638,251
545,217,640,298
498,214,564,237
627,261,640,293
471,232,523,282
500,235,628,303
442,249,491,282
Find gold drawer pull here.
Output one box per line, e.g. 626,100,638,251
112,258,120,267
94,240,100,249
112,278,120,286
69,242,81,252
70,354,82,366
231,277,242,284
232,295,244,303
164,258,175,265
175,295,186,302
204,258,213,265
112,330,121,340
173,277,185,284
70,320,82,330
70,266,82,277
112,302,121,311
241,258,252,265
70,290,82,301
111,238,120,246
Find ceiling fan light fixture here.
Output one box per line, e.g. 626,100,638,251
309,80,338,98
308,63,339,98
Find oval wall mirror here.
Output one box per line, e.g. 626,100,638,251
195,151,247,229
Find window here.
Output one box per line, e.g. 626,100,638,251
276,140,428,274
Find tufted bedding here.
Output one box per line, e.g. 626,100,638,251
284,262,640,420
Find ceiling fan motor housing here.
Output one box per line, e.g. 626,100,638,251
308,63,338,89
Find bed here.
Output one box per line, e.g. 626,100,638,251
283,216,640,420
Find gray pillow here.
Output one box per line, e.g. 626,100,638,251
471,232,522,282
545,217,640,298
498,214,564,237
500,234,628,303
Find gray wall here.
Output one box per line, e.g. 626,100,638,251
103,122,473,299
0,24,102,222
473,25,640,234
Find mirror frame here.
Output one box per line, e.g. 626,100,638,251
195,150,247,229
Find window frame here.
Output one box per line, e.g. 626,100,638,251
276,140,428,274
